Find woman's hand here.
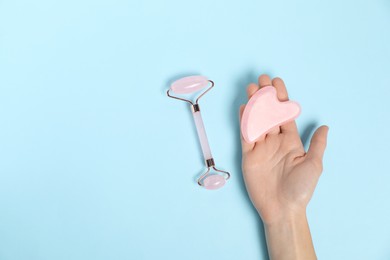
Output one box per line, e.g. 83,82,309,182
240,74,329,259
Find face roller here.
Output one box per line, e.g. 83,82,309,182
167,75,230,190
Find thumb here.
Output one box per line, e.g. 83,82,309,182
306,125,329,165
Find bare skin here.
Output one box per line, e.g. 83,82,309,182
239,74,329,260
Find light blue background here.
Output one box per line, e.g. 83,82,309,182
0,0,389,259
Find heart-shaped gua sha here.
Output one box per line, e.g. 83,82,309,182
241,86,301,144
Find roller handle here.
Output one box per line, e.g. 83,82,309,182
192,107,212,161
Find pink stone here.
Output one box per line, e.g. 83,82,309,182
241,86,301,144
203,174,226,190
170,75,209,94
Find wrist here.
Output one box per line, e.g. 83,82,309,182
258,203,307,227
263,209,316,260
263,207,307,227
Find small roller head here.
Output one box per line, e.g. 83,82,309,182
202,174,226,190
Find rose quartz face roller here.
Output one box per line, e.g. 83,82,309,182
167,75,230,190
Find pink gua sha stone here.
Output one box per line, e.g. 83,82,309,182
241,86,301,144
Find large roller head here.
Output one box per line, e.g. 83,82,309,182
170,75,209,94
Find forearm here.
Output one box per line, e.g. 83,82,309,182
264,210,316,260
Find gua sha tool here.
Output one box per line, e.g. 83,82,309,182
241,86,301,143
167,75,230,190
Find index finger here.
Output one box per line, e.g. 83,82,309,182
272,77,299,134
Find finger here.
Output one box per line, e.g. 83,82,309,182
258,74,272,88
247,83,259,100
239,105,255,152
272,77,299,134
306,125,329,169
272,77,289,101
